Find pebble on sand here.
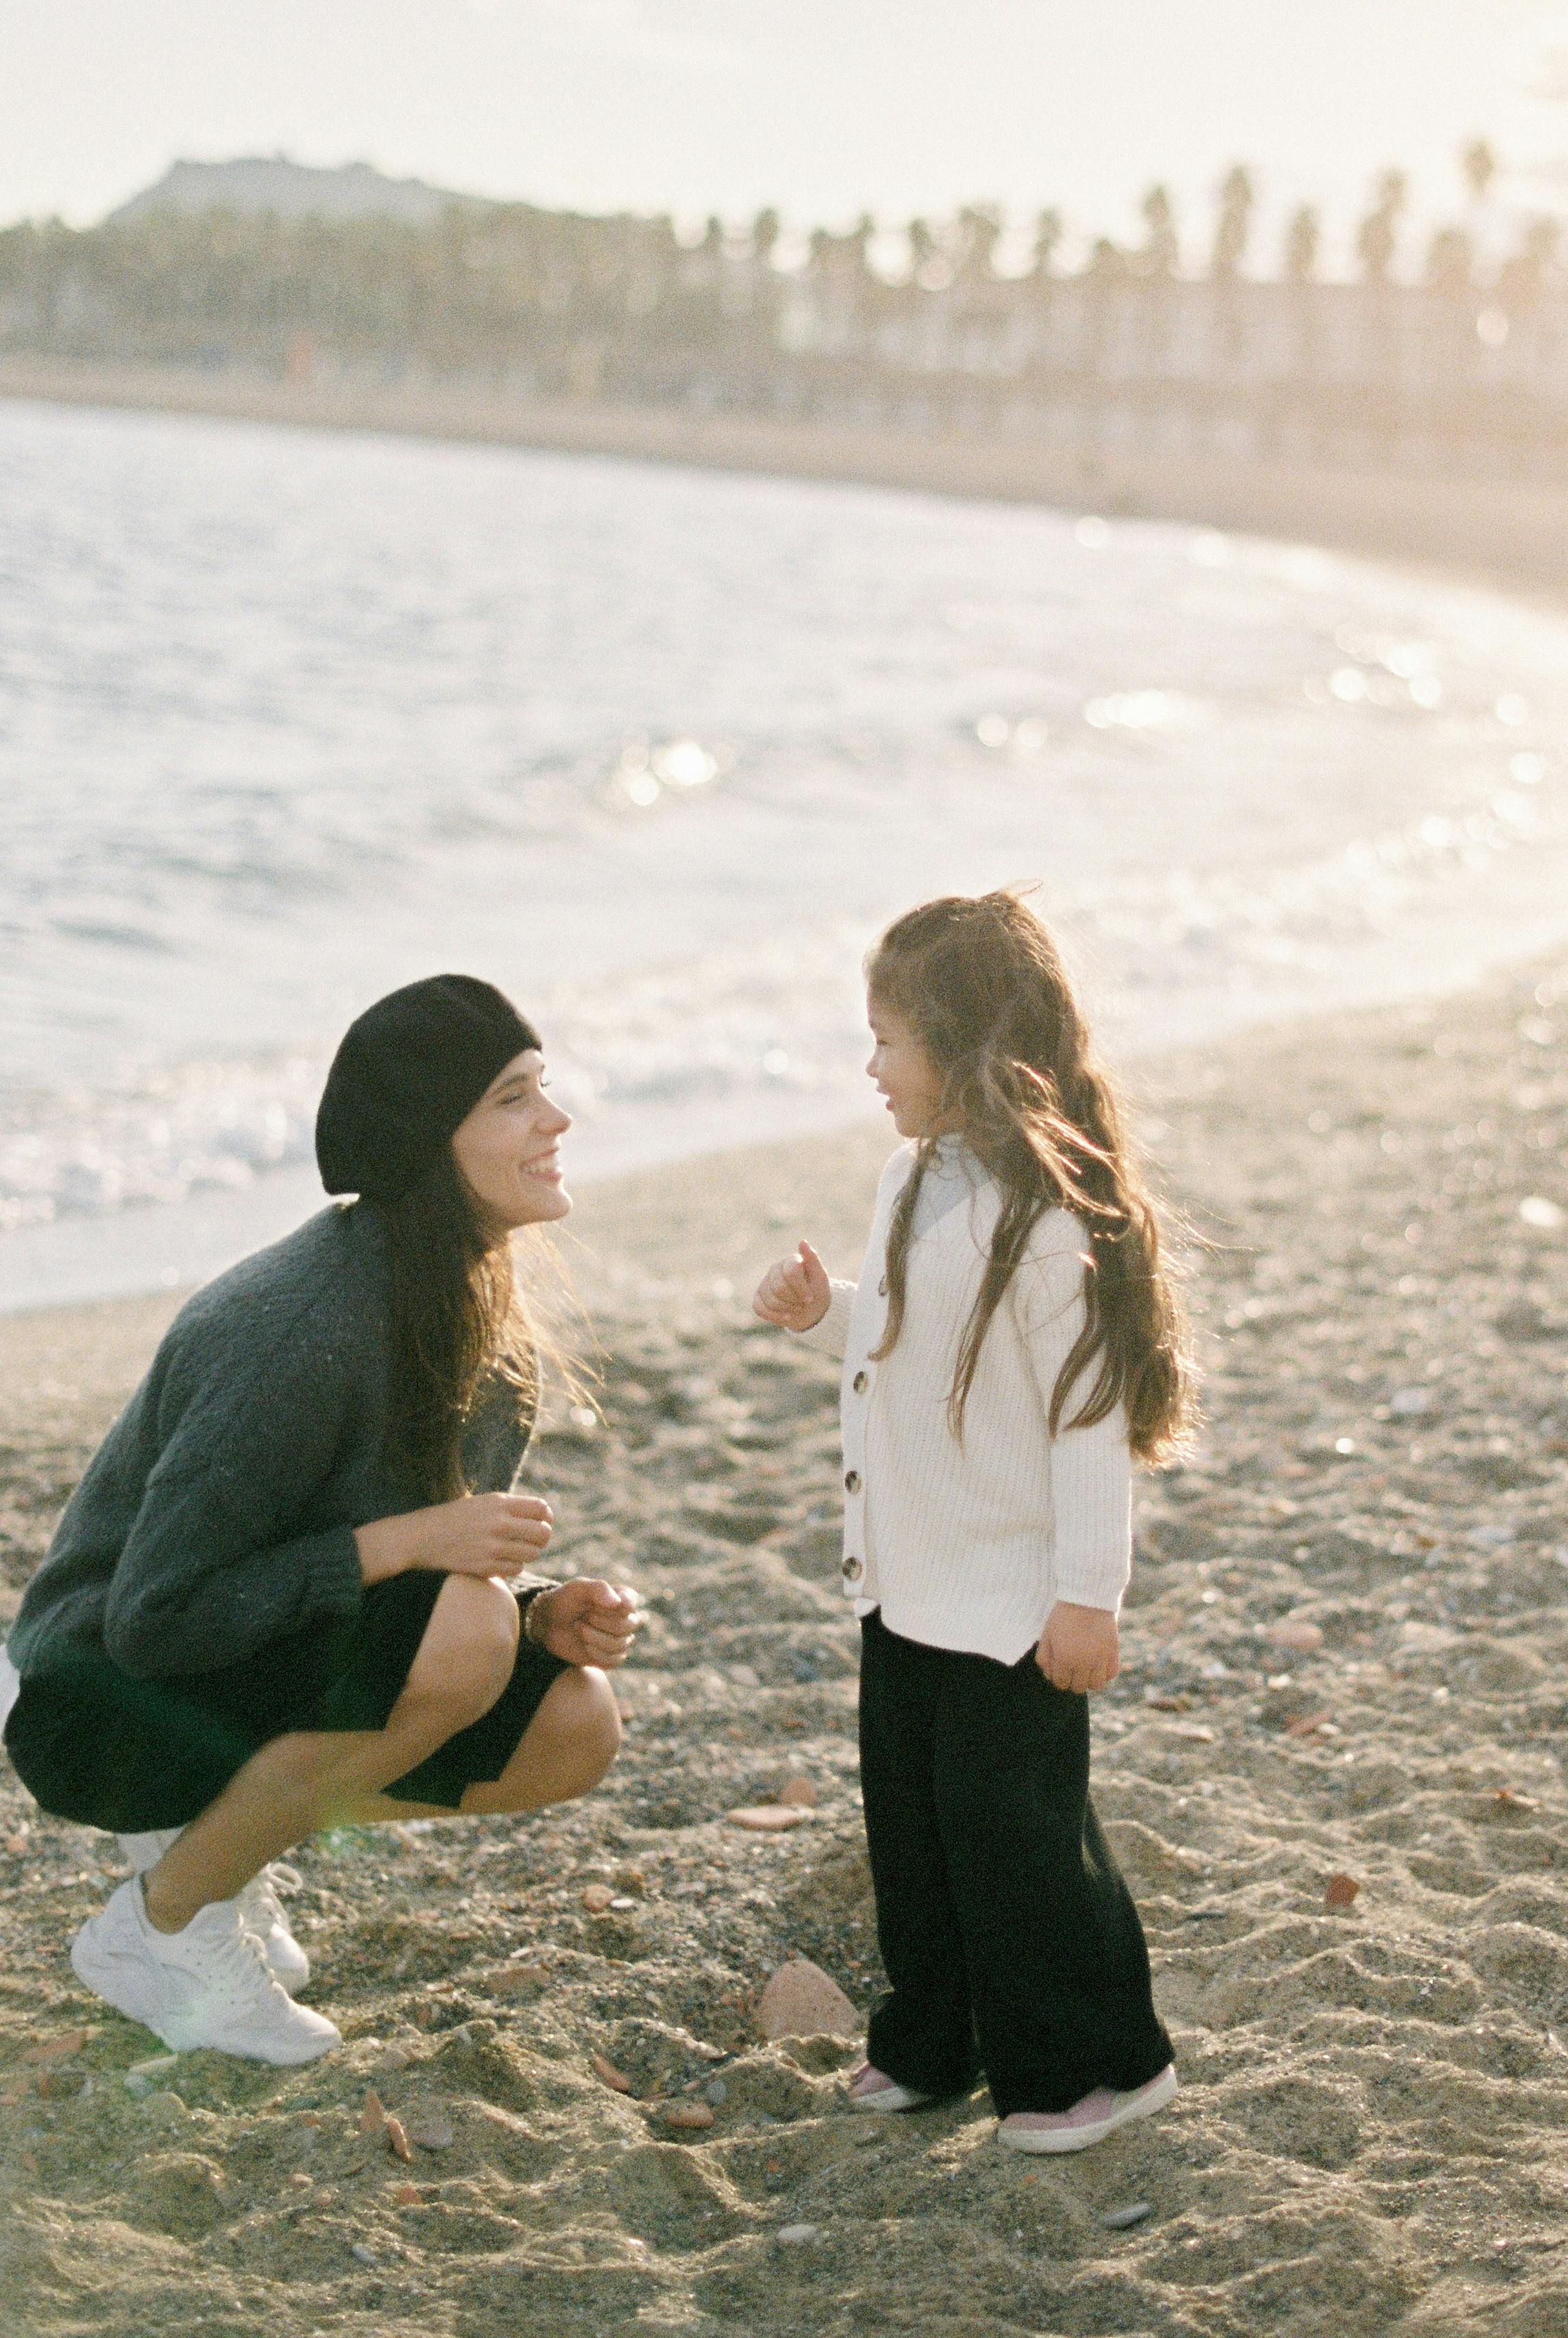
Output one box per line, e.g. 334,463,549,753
757,1957,861,2041
1325,1873,1360,1909
122,2053,178,2097
592,2051,635,2094
358,2089,386,2136
582,1883,617,1911
661,2102,716,2130
728,1806,807,1832
776,1776,819,1807
776,2224,821,2246
405,2110,455,2151
490,1961,550,1993
384,2114,412,2162
1102,2202,1154,2231
23,2030,87,2064
1268,1617,1325,1654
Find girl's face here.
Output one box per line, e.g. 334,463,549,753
866,997,951,1140
451,1050,572,1233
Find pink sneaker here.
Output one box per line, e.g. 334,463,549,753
849,2062,933,2113
998,2064,1177,2154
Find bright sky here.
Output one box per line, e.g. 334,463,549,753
6,0,1568,265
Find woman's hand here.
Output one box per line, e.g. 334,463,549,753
530,1580,643,1669
355,1492,554,1585
752,1239,832,1331
1035,1601,1119,1694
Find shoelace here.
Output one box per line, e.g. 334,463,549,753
195,1911,294,2015
238,1862,302,1932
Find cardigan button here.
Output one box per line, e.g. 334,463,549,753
852,1370,868,1393
841,1555,864,1584
845,1470,861,1493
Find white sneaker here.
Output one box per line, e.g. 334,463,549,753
71,1878,339,2065
118,1834,310,1995
236,1865,310,1995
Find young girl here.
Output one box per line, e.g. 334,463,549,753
4,975,641,2066
754,893,1188,2153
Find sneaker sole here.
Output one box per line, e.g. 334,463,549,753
850,2084,933,2112
998,2065,1178,2155
155,2008,340,2064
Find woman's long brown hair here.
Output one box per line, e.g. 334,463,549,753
868,891,1193,1461
373,1147,548,1503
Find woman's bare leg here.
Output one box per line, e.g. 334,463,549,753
461,1664,621,1813
143,1575,519,1932
330,1665,623,1823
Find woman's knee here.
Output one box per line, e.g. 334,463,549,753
572,1666,623,1778
408,1573,520,1726
530,1674,621,1776
541,1664,623,1784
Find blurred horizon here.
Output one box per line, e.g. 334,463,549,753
7,1,1568,270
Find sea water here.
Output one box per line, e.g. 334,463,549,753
3,395,1568,1309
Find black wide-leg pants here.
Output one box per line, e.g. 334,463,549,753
859,1608,1173,2119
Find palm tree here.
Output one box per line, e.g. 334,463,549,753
1461,140,1497,206
1355,170,1407,283
1211,166,1254,279
1139,185,1178,277
1032,209,1063,277
1283,205,1320,282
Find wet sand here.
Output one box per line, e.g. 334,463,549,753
8,356,1568,590
2,954,1567,2336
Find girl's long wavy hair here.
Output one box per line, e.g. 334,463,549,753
371,1147,574,1504
868,891,1193,1461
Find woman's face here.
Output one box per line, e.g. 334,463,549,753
866,997,950,1140
451,1049,572,1233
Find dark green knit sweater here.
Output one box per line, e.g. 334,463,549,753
8,1205,537,1683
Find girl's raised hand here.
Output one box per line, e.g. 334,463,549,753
752,1239,832,1331
1035,1601,1120,1694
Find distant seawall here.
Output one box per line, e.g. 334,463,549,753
5,355,1567,591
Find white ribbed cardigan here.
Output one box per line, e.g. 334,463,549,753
800,1144,1132,1662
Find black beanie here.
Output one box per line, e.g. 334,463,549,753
315,974,542,1200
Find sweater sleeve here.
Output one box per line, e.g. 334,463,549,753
101,1319,366,1680
1012,1226,1132,1615
795,1280,856,1361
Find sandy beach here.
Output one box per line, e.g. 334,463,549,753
2,951,1567,2337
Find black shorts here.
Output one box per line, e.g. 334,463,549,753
3,1571,570,1834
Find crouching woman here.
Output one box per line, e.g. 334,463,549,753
2,975,640,2065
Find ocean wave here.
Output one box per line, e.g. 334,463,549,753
8,400,1568,1261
